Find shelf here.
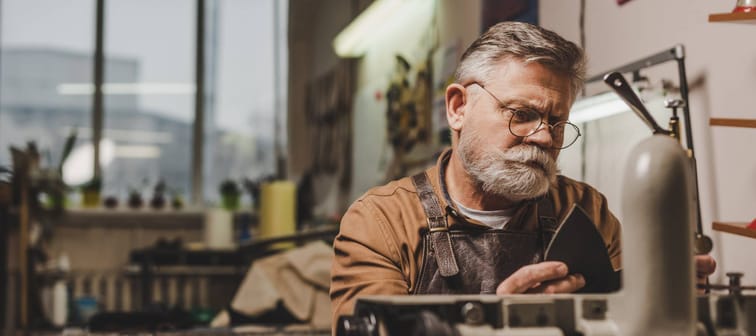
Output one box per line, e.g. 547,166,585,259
709,118,756,128
124,265,245,276
709,11,756,24
56,208,255,229
713,222,756,239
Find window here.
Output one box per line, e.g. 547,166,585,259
0,0,95,177
205,0,287,204
0,0,288,206
101,0,195,201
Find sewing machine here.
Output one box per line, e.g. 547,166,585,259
337,131,756,336
337,62,756,335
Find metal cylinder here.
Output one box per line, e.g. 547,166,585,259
616,135,696,335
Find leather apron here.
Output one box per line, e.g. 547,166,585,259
411,172,558,294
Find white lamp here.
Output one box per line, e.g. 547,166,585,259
62,139,116,186
569,91,630,124
332,0,434,58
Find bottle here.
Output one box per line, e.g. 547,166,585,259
52,254,70,327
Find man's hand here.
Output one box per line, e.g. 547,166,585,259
496,261,585,294
696,254,717,294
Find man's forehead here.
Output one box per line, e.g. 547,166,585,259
486,58,568,85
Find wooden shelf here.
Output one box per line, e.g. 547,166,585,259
56,208,255,229
709,11,756,24
713,222,756,239
709,118,756,128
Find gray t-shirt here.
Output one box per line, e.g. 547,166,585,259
452,197,515,229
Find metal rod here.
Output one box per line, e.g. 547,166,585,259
0,208,5,330
273,0,286,179
0,0,3,138
140,259,152,310
92,0,105,180
19,179,28,329
586,44,683,83
192,0,206,205
0,210,5,330
677,57,696,157
0,0,5,327
676,56,704,236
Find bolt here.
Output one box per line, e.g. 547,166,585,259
461,302,485,325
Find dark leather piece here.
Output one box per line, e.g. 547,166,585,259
544,204,620,293
411,173,459,277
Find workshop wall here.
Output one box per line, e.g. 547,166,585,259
288,0,371,219
541,0,756,285
349,0,482,202
288,0,483,214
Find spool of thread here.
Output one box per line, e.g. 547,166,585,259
259,180,297,249
204,208,234,250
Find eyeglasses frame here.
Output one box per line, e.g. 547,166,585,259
467,81,581,150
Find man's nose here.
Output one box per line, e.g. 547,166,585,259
522,125,553,149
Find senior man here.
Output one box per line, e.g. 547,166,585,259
330,21,716,326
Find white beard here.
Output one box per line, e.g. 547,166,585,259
457,130,558,202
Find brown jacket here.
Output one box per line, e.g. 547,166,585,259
330,150,622,325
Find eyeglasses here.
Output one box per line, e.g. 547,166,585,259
469,82,581,150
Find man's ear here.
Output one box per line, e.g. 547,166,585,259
446,83,467,132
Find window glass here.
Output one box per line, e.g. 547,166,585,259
204,0,287,204
0,0,95,178
0,0,287,206
102,0,196,202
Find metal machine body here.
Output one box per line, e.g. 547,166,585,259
343,294,755,335
338,136,755,336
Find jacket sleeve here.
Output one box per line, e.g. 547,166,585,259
604,209,622,271
330,200,409,329
587,191,623,271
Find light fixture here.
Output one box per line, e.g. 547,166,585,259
57,82,195,95
332,0,434,57
114,145,162,159
66,127,174,144
62,139,116,186
569,91,631,124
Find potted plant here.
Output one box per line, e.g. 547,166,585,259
171,189,184,210
219,179,241,210
128,188,143,209
150,179,167,210
81,177,101,208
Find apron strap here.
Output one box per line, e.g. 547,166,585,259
537,196,558,258
411,172,460,277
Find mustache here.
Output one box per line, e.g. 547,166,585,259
499,145,555,172
457,131,558,201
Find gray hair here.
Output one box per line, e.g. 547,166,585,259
455,21,586,99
